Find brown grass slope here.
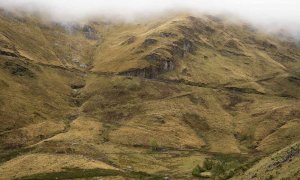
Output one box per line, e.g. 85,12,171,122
0,10,299,179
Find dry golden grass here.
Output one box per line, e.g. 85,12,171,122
0,10,299,179
0,153,117,179
236,141,300,179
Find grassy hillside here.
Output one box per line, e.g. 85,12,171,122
0,10,299,179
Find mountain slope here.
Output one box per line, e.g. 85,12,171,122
0,10,299,179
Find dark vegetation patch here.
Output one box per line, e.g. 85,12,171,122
222,94,254,111
100,123,116,142
267,144,300,171
225,86,264,95
264,108,300,122
142,38,158,48
278,93,297,99
101,105,141,125
173,38,196,55
0,50,18,57
0,147,32,164
166,44,185,58
182,113,210,136
192,154,261,179
187,94,208,108
121,36,136,45
16,168,163,180
70,81,85,89
69,97,84,107
224,39,242,50
234,133,256,149
65,114,79,121
288,76,300,86
159,32,177,38
270,53,296,63
144,53,171,63
192,164,205,177
2,61,35,78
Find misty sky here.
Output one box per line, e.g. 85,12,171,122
1,0,300,38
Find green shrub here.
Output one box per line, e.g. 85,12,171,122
266,175,274,180
192,165,205,177
203,158,214,170
212,162,226,176
224,170,235,179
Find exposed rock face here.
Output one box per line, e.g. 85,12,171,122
82,25,97,40
144,53,167,62
173,38,196,57
160,32,177,38
142,38,158,48
121,30,198,78
119,59,175,79
0,49,18,57
118,17,215,79
162,60,175,71
145,53,175,72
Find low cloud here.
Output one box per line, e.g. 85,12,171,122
1,0,300,39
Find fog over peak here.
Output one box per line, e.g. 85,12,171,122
1,0,300,39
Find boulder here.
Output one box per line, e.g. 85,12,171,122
200,171,212,178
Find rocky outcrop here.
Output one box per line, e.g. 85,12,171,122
120,17,214,79
145,53,175,71
121,36,197,78
0,49,18,57
82,25,97,40
173,38,196,57
142,38,158,48
160,32,177,38
119,58,175,79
